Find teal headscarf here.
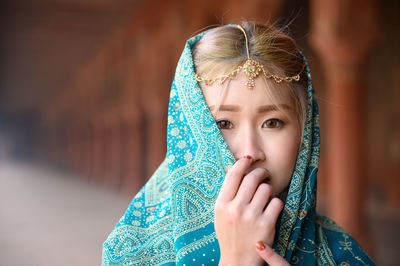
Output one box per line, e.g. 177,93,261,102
102,27,374,265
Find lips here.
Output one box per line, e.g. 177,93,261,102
261,177,271,183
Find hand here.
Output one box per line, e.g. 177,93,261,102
255,241,290,265
215,156,284,266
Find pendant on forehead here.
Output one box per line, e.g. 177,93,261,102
243,59,263,89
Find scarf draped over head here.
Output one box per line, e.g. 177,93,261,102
102,27,374,266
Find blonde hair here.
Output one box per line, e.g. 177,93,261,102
192,22,307,132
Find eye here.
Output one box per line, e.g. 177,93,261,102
262,119,284,129
216,120,233,130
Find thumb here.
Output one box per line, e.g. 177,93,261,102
255,241,290,266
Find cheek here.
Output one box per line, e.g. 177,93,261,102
219,130,237,152
266,128,299,160
267,137,298,173
264,130,300,192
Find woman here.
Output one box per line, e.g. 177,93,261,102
102,22,374,265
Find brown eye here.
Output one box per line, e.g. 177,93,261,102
216,120,233,129
263,119,284,128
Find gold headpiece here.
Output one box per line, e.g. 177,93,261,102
195,25,305,89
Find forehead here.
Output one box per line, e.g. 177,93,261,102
201,72,293,107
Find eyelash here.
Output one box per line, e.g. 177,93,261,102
216,120,233,130
216,119,285,130
262,119,285,129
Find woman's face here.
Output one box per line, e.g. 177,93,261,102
202,73,302,196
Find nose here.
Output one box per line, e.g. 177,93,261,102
234,126,266,164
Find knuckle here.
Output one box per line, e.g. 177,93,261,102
258,183,272,196
259,182,271,191
214,202,224,213
226,168,240,179
255,167,269,177
245,168,269,182
270,197,284,209
257,218,275,234
242,209,256,223
226,203,241,220
242,172,258,185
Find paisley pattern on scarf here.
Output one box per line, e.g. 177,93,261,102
102,28,375,265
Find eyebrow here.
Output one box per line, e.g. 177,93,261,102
209,104,291,113
209,105,241,112
257,104,292,113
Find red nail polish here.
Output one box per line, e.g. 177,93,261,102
255,241,266,251
244,155,252,160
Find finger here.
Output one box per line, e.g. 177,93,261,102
255,241,290,266
217,156,252,202
262,198,284,223
234,168,269,203
249,183,273,214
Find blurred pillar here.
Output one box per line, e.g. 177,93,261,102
310,0,379,252
140,31,168,178
74,124,84,175
82,122,93,178
103,111,123,190
120,108,145,194
91,118,106,183
66,124,75,172
75,125,86,176
118,41,146,194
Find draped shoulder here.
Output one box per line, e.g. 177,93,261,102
315,215,375,266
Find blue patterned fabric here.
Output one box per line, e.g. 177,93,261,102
102,28,375,265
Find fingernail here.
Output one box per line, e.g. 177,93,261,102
244,155,252,161
255,241,266,251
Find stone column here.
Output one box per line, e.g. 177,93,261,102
118,43,146,194
139,32,168,179
81,122,93,179
103,111,123,190
91,118,106,184
310,0,379,252
120,108,145,194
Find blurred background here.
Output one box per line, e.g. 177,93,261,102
0,0,399,265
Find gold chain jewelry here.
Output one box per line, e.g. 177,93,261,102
195,25,305,89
